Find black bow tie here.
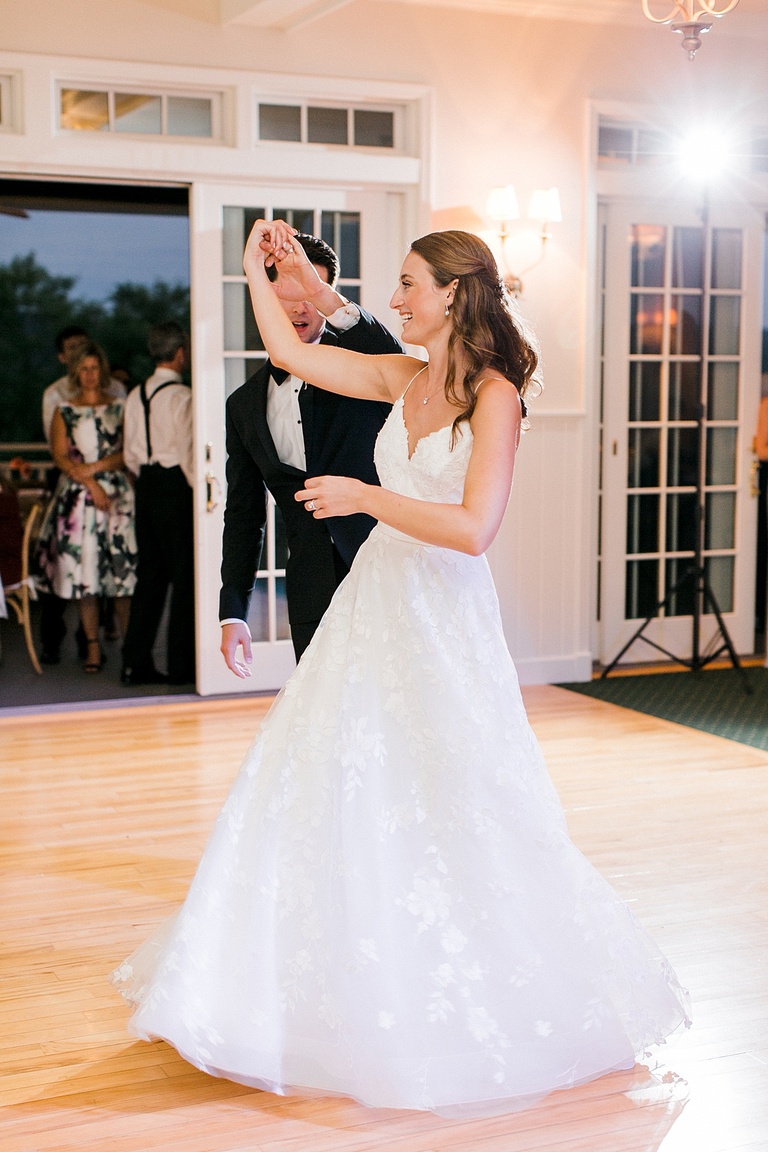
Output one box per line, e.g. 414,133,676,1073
271,366,290,386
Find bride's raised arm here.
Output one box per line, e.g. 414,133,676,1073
243,219,413,404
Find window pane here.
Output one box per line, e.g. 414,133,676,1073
672,227,703,289
223,282,263,352
629,361,661,422
709,296,740,356
223,207,265,276
670,294,702,355
247,577,269,640
665,558,695,617
666,492,697,552
706,427,737,486
224,357,264,400
704,555,734,614
338,212,360,279
630,294,664,354
354,109,394,148
168,96,212,137
711,229,742,290
60,88,109,131
630,225,665,288
320,212,335,250
307,106,347,145
667,427,699,487
635,129,668,164
625,559,658,618
627,493,659,554
275,576,290,640
708,361,739,421
340,283,360,303
114,93,162,134
705,491,735,549
272,208,315,234
259,103,301,142
628,428,660,488
598,124,633,162
668,361,700,422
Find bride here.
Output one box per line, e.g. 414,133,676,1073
112,220,690,1117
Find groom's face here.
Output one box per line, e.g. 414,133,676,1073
273,262,330,345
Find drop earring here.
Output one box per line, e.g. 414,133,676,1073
445,302,451,317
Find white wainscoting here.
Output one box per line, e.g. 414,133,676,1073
487,411,593,685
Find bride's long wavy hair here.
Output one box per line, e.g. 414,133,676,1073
409,230,542,444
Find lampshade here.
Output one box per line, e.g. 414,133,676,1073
486,185,520,223
528,187,562,224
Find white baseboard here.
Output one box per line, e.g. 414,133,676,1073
514,651,593,686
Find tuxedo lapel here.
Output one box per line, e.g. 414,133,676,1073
253,362,291,475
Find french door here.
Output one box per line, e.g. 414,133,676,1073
598,197,764,666
190,184,401,695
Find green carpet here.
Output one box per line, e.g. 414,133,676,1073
558,667,768,752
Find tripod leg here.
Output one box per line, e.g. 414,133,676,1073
601,566,696,679
701,582,753,695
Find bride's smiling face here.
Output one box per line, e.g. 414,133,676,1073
390,251,456,346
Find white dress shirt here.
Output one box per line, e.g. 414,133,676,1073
265,302,360,471
42,374,127,446
123,368,194,487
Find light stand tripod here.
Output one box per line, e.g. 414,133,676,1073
602,191,752,693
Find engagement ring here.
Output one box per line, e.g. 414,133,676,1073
306,500,316,511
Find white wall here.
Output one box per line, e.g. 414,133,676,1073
2,0,767,682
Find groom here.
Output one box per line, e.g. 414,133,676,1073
219,226,403,673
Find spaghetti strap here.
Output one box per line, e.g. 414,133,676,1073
401,364,427,400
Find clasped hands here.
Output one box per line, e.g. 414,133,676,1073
243,218,327,306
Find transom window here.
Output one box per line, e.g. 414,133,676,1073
257,102,395,149
0,74,18,132
59,86,218,139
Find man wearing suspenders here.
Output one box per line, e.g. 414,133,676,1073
122,322,195,686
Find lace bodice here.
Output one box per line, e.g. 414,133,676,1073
374,396,473,505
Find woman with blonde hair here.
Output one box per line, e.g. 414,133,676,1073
113,223,689,1116
38,340,137,671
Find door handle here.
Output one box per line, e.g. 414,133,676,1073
205,470,221,513
750,457,760,499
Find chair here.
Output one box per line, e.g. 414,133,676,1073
0,488,42,675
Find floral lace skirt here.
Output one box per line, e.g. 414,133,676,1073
112,526,690,1116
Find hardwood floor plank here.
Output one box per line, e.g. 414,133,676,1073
2,687,767,1150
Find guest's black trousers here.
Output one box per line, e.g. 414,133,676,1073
122,464,195,683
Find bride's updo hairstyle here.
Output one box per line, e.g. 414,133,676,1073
409,230,541,442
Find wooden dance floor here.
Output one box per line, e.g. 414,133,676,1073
1,686,766,1152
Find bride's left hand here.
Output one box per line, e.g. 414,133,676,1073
295,476,367,518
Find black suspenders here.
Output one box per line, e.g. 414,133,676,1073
139,380,177,463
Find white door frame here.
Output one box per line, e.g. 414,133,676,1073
190,182,406,696
598,194,764,666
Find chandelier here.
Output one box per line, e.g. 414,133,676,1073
641,0,740,60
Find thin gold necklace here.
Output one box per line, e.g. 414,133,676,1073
421,370,444,405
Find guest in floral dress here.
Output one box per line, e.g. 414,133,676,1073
38,342,137,672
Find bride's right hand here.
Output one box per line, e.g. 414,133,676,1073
243,218,297,275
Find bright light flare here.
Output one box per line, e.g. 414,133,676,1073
678,127,733,181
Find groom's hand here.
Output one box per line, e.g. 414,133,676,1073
221,621,253,678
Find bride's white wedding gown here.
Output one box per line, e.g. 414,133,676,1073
112,395,690,1117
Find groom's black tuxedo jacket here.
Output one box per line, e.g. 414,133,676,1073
219,309,402,627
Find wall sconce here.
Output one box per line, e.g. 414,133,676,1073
487,184,561,296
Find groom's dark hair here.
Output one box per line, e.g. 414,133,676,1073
266,232,340,288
